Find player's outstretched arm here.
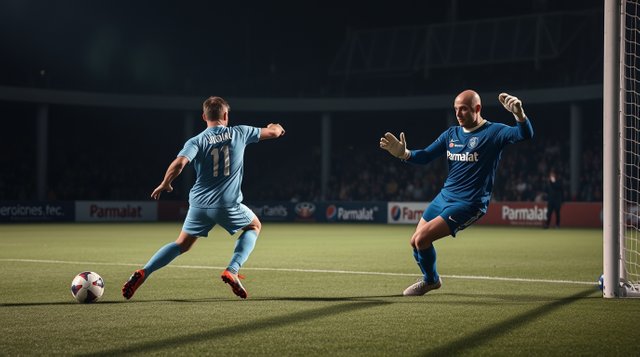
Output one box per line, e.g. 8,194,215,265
499,92,534,140
379,132,410,160
150,156,189,200
259,123,285,141
499,92,526,122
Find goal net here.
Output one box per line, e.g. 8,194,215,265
622,0,640,295
604,0,640,298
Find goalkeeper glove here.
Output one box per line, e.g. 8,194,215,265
499,92,526,122
380,132,410,160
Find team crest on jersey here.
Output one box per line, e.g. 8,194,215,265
469,137,479,149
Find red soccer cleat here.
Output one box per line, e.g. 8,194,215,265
221,270,248,299
122,269,146,300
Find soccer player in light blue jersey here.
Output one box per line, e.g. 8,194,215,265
122,96,285,299
380,90,533,296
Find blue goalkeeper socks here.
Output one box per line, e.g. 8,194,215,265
413,248,427,276
143,242,182,277
417,245,440,284
227,230,258,274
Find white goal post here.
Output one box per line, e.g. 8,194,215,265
604,0,640,298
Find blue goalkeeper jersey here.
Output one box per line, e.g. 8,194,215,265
407,118,534,211
178,125,260,208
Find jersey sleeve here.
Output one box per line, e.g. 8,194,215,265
407,130,448,165
494,118,534,145
233,125,261,145
177,137,199,162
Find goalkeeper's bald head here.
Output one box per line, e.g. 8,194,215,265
454,89,484,130
456,89,482,109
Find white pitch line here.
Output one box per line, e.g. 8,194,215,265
0,258,596,285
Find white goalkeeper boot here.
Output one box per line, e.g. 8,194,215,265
403,277,442,296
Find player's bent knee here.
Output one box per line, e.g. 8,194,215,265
176,232,197,253
412,228,433,246
412,220,450,250
410,235,422,248
413,235,435,250
244,217,262,234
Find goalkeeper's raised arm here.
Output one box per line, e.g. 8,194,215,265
499,92,527,122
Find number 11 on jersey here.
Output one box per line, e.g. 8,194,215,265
211,145,230,177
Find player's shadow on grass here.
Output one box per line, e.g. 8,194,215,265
0,298,242,307
83,300,391,356
418,288,596,357
0,298,238,307
0,294,404,308
0,301,132,307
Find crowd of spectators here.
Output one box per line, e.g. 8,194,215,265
242,135,602,204
1,118,603,204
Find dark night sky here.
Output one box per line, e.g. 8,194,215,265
0,1,603,96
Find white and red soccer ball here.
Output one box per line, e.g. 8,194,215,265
70,271,104,303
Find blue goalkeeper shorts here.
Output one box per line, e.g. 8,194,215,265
182,204,256,237
422,194,485,237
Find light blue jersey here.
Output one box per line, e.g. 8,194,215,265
408,118,534,212
178,125,260,208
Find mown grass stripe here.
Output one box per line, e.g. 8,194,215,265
0,258,596,285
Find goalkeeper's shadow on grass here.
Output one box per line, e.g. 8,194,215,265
431,290,602,305
152,294,407,304
127,293,407,304
251,293,404,302
419,288,598,357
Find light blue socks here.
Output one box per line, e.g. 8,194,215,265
143,242,182,277
227,230,258,274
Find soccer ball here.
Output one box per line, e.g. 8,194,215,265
598,274,604,291
71,271,104,303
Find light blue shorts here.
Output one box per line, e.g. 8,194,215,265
422,194,485,237
182,204,256,237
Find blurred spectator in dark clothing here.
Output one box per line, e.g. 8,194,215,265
544,170,564,228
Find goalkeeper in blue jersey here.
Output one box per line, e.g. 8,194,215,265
122,96,285,300
380,90,533,296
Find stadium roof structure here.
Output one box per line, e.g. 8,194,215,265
0,84,601,112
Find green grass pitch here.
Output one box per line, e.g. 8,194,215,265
1,223,638,356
